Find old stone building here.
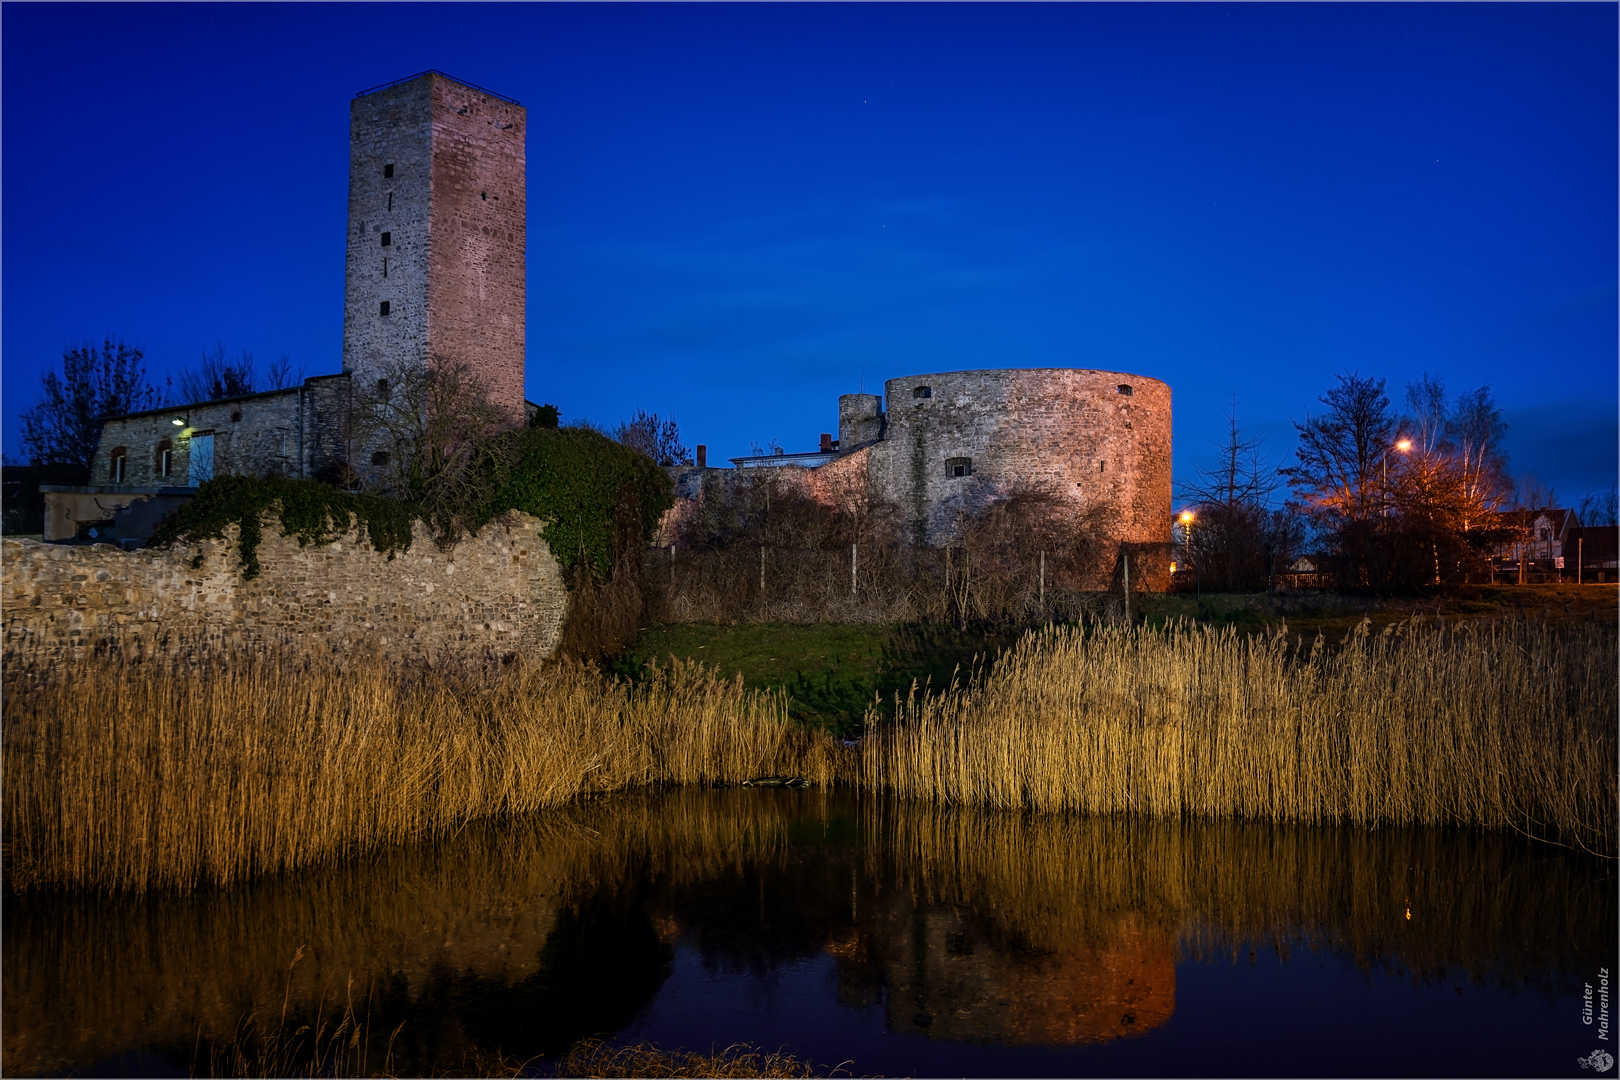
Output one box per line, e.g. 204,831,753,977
43,72,531,543
672,367,1173,586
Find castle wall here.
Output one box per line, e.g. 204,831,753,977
426,76,527,424
344,72,527,425
867,369,1172,573
2,512,567,667
344,77,433,394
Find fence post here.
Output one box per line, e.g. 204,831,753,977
1039,550,1045,615
851,543,858,598
1123,551,1130,625
1578,537,1583,585
760,546,766,598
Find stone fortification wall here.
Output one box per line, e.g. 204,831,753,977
2,512,567,667
868,368,1171,559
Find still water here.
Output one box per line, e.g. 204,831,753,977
4,789,1614,1077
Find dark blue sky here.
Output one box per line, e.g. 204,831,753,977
4,3,1615,503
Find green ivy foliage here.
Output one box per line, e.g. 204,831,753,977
146,475,417,580
474,426,673,580
146,427,673,585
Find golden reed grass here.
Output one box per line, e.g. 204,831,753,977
2,615,1612,896
2,652,846,893
862,617,1616,852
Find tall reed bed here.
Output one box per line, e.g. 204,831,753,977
4,615,1613,896
2,653,846,894
862,617,1616,850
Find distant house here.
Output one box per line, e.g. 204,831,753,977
1491,508,1581,567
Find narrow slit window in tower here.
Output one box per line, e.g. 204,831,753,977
380,232,391,247
382,257,388,279
387,192,393,212
379,301,390,316
1099,460,1106,472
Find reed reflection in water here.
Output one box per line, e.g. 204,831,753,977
4,790,1611,1077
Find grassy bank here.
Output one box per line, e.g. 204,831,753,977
3,615,1614,894
613,622,1023,734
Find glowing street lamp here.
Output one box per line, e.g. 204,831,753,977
1179,510,1198,594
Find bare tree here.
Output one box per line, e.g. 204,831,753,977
178,341,256,402
1574,486,1618,528
350,356,517,541
1176,400,1291,591
21,339,160,478
1282,373,1404,589
615,410,691,467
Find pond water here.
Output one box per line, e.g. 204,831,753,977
4,789,1614,1077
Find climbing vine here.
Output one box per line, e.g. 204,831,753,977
147,426,673,584
146,475,417,580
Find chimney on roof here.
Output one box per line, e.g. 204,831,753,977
820,433,832,452
696,444,706,468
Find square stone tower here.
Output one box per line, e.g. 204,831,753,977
343,71,527,423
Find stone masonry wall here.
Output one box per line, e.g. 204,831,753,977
427,75,527,425
2,511,568,667
868,368,1172,585
344,72,527,426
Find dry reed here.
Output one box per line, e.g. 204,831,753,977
2,652,848,894
3,615,1612,897
862,616,1617,850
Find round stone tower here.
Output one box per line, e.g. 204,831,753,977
865,368,1171,574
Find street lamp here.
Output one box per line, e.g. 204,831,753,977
1382,440,1412,516
1179,510,1197,595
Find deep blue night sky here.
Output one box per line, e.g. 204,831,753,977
3,3,1615,504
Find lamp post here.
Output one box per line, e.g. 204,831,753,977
1381,439,1412,517
1179,510,1197,596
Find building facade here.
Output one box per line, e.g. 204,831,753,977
47,72,530,543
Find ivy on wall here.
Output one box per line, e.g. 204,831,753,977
473,426,673,581
146,475,416,580
147,427,673,584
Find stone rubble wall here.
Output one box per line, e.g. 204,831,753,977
2,511,568,667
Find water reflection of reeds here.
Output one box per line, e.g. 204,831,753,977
4,790,1610,1076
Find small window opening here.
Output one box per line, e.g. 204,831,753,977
1099,459,1106,473
383,163,394,179
157,441,173,478
371,451,391,467
1117,384,1134,396
110,448,128,483
480,191,487,201
231,410,242,423
379,301,390,316
376,378,389,395
380,232,391,247
946,456,972,478
912,386,932,400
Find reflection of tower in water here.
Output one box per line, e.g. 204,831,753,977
824,899,1175,1045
